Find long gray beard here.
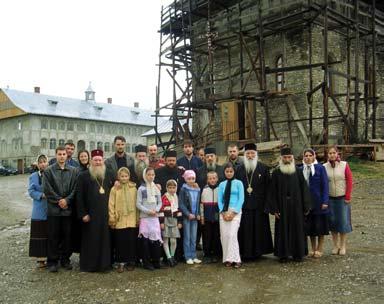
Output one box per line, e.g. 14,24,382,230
135,159,148,179
89,164,106,181
206,163,216,171
279,159,296,175
244,156,258,174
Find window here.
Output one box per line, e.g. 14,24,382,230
104,142,110,152
59,139,65,146
41,138,47,149
119,127,124,135
67,122,74,131
1,140,6,154
125,144,131,153
17,121,22,130
97,124,103,133
276,55,285,92
89,124,95,133
41,119,48,129
77,123,86,132
50,120,57,130
97,141,103,150
18,138,23,150
58,121,66,130
132,144,136,153
90,141,95,150
12,139,17,151
50,138,57,150
126,127,131,136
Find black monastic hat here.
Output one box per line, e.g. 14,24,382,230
281,147,293,156
244,143,257,151
204,147,216,155
164,150,177,158
135,144,147,153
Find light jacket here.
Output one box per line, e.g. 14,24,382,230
28,171,48,220
323,161,353,200
218,179,244,213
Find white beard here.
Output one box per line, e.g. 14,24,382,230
279,159,296,175
135,159,148,178
244,155,258,173
89,164,106,180
206,162,216,171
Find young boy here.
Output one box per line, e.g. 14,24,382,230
179,170,201,265
200,171,221,263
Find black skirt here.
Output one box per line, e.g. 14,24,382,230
29,220,48,258
113,228,138,263
305,214,330,237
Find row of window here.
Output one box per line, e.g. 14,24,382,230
40,138,139,153
0,138,23,152
40,119,147,136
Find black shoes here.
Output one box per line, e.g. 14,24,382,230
48,264,58,273
61,261,73,270
143,263,155,271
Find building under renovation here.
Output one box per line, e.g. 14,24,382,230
155,0,384,155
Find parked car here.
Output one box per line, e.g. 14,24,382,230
0,165,18,176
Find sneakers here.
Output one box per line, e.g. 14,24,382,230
193,258,202,264
186,259,194,265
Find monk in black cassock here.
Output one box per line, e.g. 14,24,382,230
236,143,273,260
267,147,311,262
155,150,182,195
76,149,114,272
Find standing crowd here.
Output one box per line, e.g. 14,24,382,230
28,137,353,272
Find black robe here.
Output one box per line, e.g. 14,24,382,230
196,164,225,190
236,162,274,259
154,166,182,195
267,168,311,259
76,169,114,272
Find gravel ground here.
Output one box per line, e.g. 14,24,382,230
0,174,383,304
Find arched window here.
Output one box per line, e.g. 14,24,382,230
41,119,48,129
59,139,65,146
67,122,74,131
97,141,103,150
12,139,17,150
41,138,47,149
276,55,284,92
90,141,95,150
104,142,110,152
50,138,57,150
77,140,86,151
58,121,66,130
50,120,57,130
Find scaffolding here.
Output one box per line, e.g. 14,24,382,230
155,0,384,151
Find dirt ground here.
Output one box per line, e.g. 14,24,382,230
0,173,383,304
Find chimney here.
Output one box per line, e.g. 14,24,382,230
107,97,112,104
34,87,40,93
134,102,139,108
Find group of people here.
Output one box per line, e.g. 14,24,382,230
28,137,353,273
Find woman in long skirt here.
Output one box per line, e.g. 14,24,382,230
323,146,353,255
28,154,49,268
218,163,244,268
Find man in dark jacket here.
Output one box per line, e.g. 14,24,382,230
43,146,77,272
177,140,203,175
105,136,136,183
196,147,224,189
155,150,181,195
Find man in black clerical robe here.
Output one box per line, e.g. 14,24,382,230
236,143,273,260
155,150,181,195
76,149,114,272
267,147,311,262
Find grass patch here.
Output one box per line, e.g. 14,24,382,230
347,157,384,179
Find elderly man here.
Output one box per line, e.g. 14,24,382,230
196,147,224,189
155,150,181,195
76,149,115,272
49,142,79,168
235,143,273,260
227,144,243,169
43,146,77,272
177,140,203,173
267,147,311,262
134,144,148,186
148,144,165,169
105,136,136,183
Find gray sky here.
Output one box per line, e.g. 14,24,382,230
0,0,173,111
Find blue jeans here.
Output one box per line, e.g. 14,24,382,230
183,218,197,260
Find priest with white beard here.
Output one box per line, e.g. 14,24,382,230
76,149,115,272
267,147,311,262
235,143,274,260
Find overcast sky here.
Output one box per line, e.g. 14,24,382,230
0,0,173,111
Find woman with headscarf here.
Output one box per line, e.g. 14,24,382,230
28,154,49,268
136,167,163,270
218,162,244,268
300,148,329,258
323,146,353,256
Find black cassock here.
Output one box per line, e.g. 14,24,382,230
236,163,274,259
76,169,114,272
267,168,311,259
154,166,182,195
